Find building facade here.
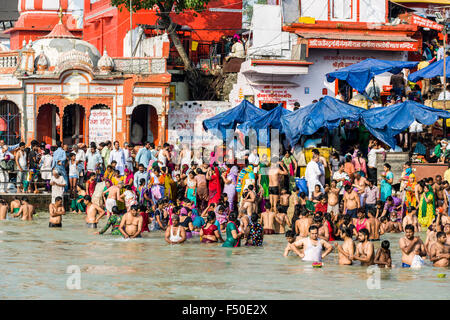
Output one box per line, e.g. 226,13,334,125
0,11,171,147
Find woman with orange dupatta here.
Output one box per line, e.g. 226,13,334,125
404,174,417,209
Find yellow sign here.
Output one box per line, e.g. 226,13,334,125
191,41,198,51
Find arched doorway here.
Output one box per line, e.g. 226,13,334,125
89,104,112,146
130,105,158,145
62,104,85,145
37,104,59,145
0,100,21,145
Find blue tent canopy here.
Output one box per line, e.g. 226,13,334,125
202,100,267,138
408,58,450,82
237,104,291,134
361,100,450,148
326,58,419,94
280,96,365,146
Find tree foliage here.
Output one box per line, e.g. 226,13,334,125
111,0,211,16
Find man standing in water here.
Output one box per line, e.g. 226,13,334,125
429,232,450,267
334,226,355,265
261,202,276,235
268,157,288,212
0,199,7,220
103,181,124,216
165,214,186,244
352,228,375,266
12,197,35,221
293,225,333,262
83,195,106,228
399,224,427,267
343,184,360,218
49,196,65,228
119,205,143,238
295,210,311,238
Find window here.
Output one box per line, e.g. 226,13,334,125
332,0,352,20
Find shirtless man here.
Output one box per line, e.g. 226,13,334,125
261,202,276,235
119,205,143,238
399,224,427,268
366,210,380,241
293,225,333,262
0,199,8,220
403,207,420,233
240,184,256,216
352,229,375,266
283,230,303,257
429,231,450,267
279,189,290,213
343,184,360,219
374,240,392,268
295,210,311,238
83,195,106,228
433,175,445,207
380,216,398,234
268,157,288,212
49,196,65,228
312,215,329,241
274,204,291,234
238,209,250,237
334,226,354,265
353,172,368,207
103,181,124,216
326,180,340,217
12,197,35,221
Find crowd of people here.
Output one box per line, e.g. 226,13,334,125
0,133,449,268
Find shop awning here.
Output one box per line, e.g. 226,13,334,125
202,100,267,138
298,32,419,51
280,96,365,146
361,100,450,148
238,104,291,134
399,13,444,31
326,58,419,94
408,58,450,82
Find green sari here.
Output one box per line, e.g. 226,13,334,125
222,222,239,247
418,185,435,228
258,163,269,199
282,155,296,192
70,195,86,213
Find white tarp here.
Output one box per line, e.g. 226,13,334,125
248,4,282,57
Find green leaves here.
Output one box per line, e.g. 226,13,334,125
111,0,210,14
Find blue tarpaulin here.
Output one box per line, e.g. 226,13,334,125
237,104,291,134
202,100,267,138
361,100,450,148
408,58,450,82
326,58,419,94
280,96,365,146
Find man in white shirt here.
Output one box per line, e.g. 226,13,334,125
86,145,103,175
109,141,126,176
50,169,66,204
305,155,323,199
248,149,260,167
367,140,385,182
123,142,135,171
438,84,450,100
332,163,349,196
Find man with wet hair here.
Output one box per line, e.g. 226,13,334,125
291,225,333,262
84,195,105,228
399,224,426,268
119,205,143,239
429,231,450,267
49,196,65,228
352,228,375,266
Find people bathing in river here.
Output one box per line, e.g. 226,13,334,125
1,137,450,268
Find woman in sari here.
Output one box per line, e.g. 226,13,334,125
404,173,417,209
124,168,135,192
222,165,238,211
163,166,177,202
185,171,197,205
258,155,270,202
281,150,297,192
418,184,436,228
222,212,243,247
380,163,394,202
206,165,221,205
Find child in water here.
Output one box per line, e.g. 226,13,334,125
374,240,392,268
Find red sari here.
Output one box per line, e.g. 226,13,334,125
208,167,221,205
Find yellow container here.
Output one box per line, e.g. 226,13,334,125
299,17,316,24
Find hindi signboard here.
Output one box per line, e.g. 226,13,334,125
89,109,112,145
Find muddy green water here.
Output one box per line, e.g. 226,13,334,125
0,213,448,299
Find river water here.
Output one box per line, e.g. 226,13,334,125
0,213,448,300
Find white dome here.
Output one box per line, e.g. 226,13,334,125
98,49,114,72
